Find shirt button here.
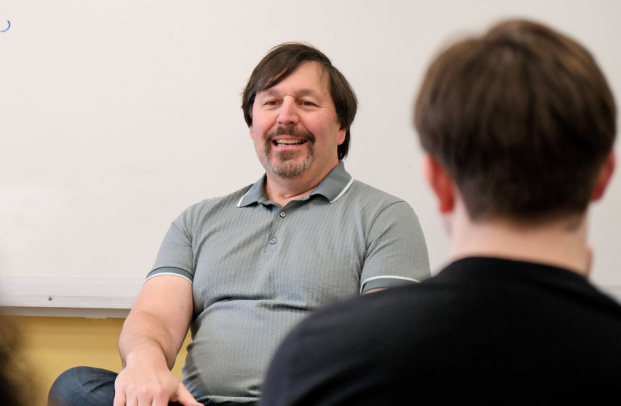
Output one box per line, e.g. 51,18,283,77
279,212,286,218
270,237,277,244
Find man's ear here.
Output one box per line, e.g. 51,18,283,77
591,152,616,202
422,155,456,214
249,126,254,140
337,128,346,146
336,122,346,146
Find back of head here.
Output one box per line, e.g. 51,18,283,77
415,20,616,223
242,42,358,161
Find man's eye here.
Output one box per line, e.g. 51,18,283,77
301,101,316,106
264,100,279,106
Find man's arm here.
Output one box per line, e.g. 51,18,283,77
114,275,201,406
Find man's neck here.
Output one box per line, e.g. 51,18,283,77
449,204,591,277
263,162,338,207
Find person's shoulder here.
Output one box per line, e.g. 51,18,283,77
348,180,403,202
262,286,430,406
337,180,421,224
342,180,413,210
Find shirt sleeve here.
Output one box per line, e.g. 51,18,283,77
359,201,430,293
147,207,196,284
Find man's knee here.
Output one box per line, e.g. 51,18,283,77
48,366,117,406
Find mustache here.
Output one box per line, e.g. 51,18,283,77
266,127,316,144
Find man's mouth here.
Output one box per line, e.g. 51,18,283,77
273,139,307,146
266,127,316,148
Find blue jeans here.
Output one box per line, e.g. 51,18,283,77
49,367,256,406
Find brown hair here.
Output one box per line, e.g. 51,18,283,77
242,43,358,161
415,20,616,222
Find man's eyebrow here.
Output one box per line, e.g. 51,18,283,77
260,88,280,97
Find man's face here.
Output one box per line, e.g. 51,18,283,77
250,62,346,180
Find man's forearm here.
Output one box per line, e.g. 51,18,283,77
119,310,181,370
113,275,196,406
118,275,193,371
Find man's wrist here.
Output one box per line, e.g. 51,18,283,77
123,346,169,369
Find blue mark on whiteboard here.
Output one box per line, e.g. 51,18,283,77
1,21,10,32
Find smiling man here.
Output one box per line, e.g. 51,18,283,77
248,60,349,206
48,43,430,406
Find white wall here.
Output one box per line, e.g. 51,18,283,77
1,1,620,309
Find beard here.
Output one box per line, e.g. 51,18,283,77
263,127,316,178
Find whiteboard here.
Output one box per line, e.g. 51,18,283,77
1,0,620,312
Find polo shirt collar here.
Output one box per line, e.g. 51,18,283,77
237,162,354,207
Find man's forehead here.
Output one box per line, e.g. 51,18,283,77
259,87,324,98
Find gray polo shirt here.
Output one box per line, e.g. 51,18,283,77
148,162,430,403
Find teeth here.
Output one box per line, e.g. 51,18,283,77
275,140,305,145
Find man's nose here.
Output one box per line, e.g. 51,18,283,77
277,97,299,126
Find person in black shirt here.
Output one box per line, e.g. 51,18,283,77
259,19,620,405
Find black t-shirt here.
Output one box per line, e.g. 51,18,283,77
259,257,621,405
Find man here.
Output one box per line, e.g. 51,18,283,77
48,43,430,406
259,21,621,405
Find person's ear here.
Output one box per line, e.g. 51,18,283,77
422,155,456,214
591,152,616,202
336,127,346,146
249,126,254,140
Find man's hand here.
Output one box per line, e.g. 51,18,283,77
113,361,201,406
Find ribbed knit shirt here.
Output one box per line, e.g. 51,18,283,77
147,163,430,403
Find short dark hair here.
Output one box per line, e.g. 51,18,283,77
242,43,358,161
415,20,616,222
